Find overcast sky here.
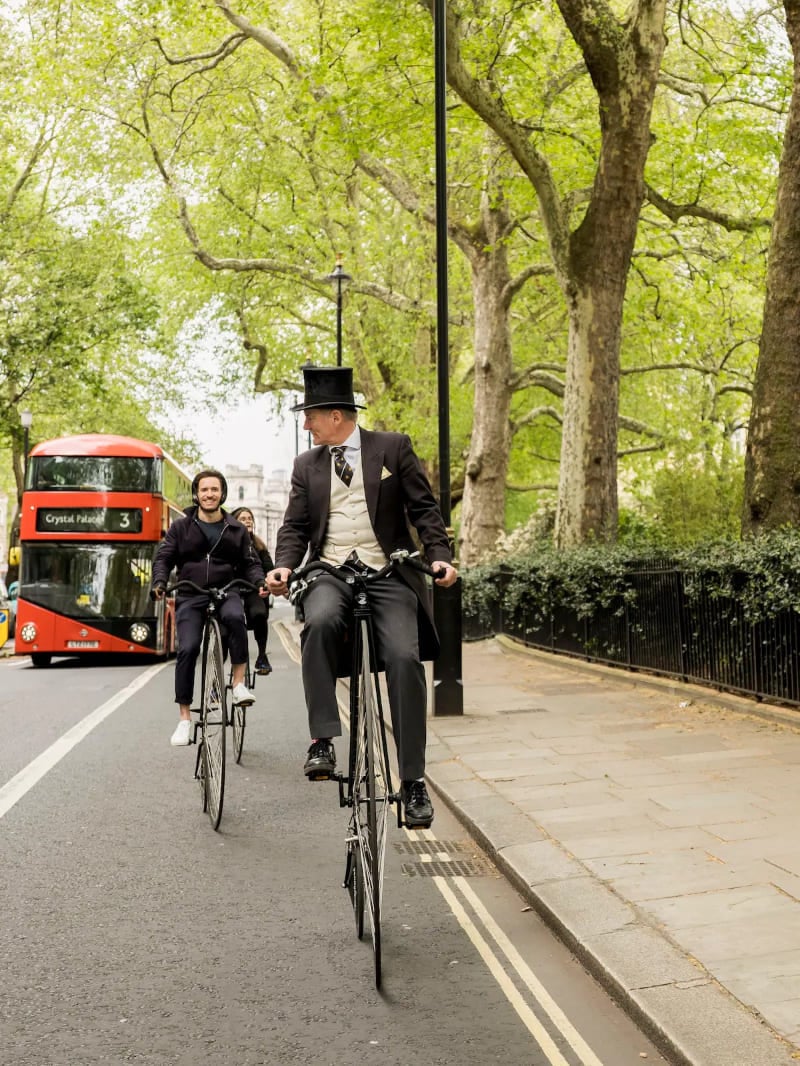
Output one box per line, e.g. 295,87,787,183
164,391,308,478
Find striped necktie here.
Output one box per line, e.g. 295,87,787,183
331,446,354,487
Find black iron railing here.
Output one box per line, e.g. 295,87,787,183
464,565,800,706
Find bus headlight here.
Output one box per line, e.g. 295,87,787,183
20,622,37,643
129,622,150,643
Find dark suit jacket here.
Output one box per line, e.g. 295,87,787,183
275,428,452,663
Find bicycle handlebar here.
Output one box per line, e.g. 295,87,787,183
155,578,263,601
287,550,436,604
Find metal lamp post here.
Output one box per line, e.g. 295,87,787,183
431,0,463,716
20,410,32,483
325,255,352,367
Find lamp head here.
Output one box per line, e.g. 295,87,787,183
325,254,352,294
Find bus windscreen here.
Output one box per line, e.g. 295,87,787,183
27,455,159,493
21,544,156,620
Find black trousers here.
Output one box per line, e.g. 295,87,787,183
300,573,427,781
174,592,247,706
241,589,269,655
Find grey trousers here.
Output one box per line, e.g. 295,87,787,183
300,573,427,782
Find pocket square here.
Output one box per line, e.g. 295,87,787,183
380,466,393,481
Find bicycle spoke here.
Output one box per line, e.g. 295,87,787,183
351,626,389,987
202,620,227,829
344,838,365,940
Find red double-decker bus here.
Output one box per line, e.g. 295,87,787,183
15,434,193,666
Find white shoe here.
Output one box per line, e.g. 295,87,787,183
232,682,255,707
170,719,192,746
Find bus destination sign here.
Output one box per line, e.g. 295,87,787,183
35,508,143,534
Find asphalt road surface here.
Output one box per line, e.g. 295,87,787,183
0,616,670,1066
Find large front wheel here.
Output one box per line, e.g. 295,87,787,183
201,618,227,830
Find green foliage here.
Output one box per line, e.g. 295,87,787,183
0,0,794,564
674,530,800,621
622,461,745,546
463,529,800,638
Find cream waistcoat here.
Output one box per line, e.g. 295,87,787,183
320,456,388,569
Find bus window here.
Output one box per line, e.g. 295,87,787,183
28,456,158,493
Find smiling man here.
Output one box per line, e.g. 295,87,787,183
267,366,457,829
151,469,267,747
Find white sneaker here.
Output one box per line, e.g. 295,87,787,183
170,719,192,746
232,682,255,707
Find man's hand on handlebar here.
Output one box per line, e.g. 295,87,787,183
432,562,458,588
267,567,293,597
150,583,166,601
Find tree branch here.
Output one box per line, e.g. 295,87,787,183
417,0,569,275
618,443,665,457
152,32,246,66
506,482,559,492
644,182,772,231
512,404,563,432
510,367,565,395
2,126,52,223
503,263,555,304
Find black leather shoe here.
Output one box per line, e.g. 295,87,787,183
255,653,272,675
402,780,434,828
304,739,336,780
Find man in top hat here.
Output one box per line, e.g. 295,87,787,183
267,365,457,828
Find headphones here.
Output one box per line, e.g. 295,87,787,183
191,470,228,506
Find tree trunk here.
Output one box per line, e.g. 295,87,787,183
556,284,622,545
553,5,667,545
742,0,800,533
458,233,513,566
437,0,668,547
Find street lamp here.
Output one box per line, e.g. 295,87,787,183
431,0,463,716
20,410,32,483
325,255,352,367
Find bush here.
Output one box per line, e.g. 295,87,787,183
462,528,800,633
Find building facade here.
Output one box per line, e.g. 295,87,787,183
224,464,290,556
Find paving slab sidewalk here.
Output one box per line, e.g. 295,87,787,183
275,620,800,1065
427,638,800,1066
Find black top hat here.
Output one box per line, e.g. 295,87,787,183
291,366,365,412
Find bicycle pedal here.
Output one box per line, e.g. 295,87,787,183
307,771,331,781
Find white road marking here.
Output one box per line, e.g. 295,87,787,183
0,662,170,819
434,875,573,1065
454,876,605,1066
277,620,603,1063
415,826,604,1064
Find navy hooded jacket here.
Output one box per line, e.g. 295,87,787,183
151,507,265,594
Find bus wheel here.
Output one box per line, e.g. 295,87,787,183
31,653,52,668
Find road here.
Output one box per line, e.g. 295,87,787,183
0,611,671,1066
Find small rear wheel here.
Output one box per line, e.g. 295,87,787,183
232,703,246,763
